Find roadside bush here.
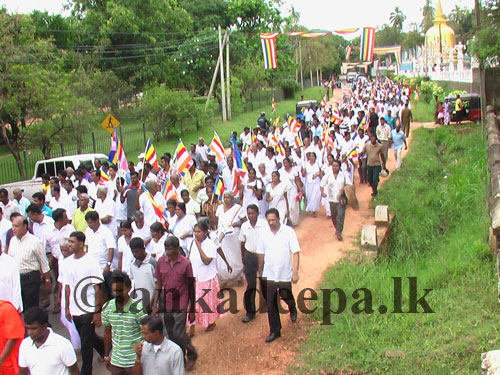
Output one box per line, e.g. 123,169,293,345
419,81,444,103
279,78,301,99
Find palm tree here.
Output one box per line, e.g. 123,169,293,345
421,0,436,33
289,5,300,25
390,6,406,30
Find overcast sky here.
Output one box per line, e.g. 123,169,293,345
1,0,475,35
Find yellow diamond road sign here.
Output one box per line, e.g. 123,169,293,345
101,114,120,134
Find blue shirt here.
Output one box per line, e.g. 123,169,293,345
42,204,53,218
391,130,406,150
385,115,396,130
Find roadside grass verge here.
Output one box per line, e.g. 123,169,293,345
293,124,494,375
413,100,434,123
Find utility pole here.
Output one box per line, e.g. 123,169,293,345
295,43,298,83
205,29,229,111
226,27,231,121
299,39,303,88
219,25,227,122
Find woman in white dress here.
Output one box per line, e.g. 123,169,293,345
215,191,246,286
186,220,230,336
257,163,270,218
266,171,290,224
302,151,322,217
117,220,134,274
147,222,170,258
239,167,263,216
320,153,335,217
280,157,303,226
170,202,197,256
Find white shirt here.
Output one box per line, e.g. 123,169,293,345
146,233,170,259
0,253,22,311
0,200,19,220
45,223,76,260
33,215,55,244
65,189,78,220
117,236,134,275
139,192,165,227
320,171,348,203
63,253,102,316
185,199,200,217
132,222,152,242
94,198,116,238
256,224,300,282
0,217,11,251
50,194,71,217
196,144,209,161
18,328,77,375
222,166,236,191
187,237,217,282
239,218,268,253
240,132,252,146
171,214,197,251
85,225,115,271
8,233,50,275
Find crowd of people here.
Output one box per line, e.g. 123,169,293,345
0,77,414,374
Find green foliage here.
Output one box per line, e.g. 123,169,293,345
294,125,491,375
389,6,406,30
472,1,500,66
375,25,403,47
419,81,444,103
447,5,475,43
421,0,435,33
227,0,284,32
278,79,301,99
402,30,425,50
138,86,205,142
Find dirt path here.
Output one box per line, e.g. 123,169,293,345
186,93,434,374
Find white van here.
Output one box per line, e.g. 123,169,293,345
1,153,108,198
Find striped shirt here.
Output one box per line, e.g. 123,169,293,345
8,232,50,275
101,298,147,368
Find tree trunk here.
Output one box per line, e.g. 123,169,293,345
0,121,25,179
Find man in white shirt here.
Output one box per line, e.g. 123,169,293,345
221,156,237,192
196,137,209,161
62,179,78,220
84,211,115,280
0,188,20,220
26,203,55,255
19,307,79,375
138,181,166,227
320,160,350,241
239,204,268,323
49,185,72,218
46,208,76,261
240,127,252,146
257,208,300,343
94,186,117,240
65,231,105,375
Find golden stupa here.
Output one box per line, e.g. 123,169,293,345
425,0,456,61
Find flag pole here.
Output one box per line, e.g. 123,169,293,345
139,140,149,183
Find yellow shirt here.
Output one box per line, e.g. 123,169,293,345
182,170,206,200
455,98,463,111
72,206,94,232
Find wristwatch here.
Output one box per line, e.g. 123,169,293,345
106,261,111,266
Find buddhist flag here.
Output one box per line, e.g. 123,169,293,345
260,33,279,69
100,167,111,183
108,130,118,163
295,135,303,149
334,28,359,35
360,27,376,62
272,96,276,113
142,184,168,223
349,147,360,167
287,114,300,134
172,139,193,176
214,174,225,201
415,88,420,101
208,131,225,162
321,95,327,107
144,139,159,170
302,30,332,38
231,139,247,175
162,179,178,201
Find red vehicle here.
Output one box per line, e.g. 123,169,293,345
445,93,481,123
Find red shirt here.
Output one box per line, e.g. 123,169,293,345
154,255,194,311
0,300,25,375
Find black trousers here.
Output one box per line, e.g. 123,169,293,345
163,310,197,362
358,158,367,183
329,202,346,236
243,251,259,316
367,165,382,196
73,313,105,375
20,271,41,311
261,279,296,334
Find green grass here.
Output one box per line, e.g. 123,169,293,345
413,100,434,123
293,124,494,375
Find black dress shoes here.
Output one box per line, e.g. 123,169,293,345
265,332,281,343
242,314,255,323
290,307,298,322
